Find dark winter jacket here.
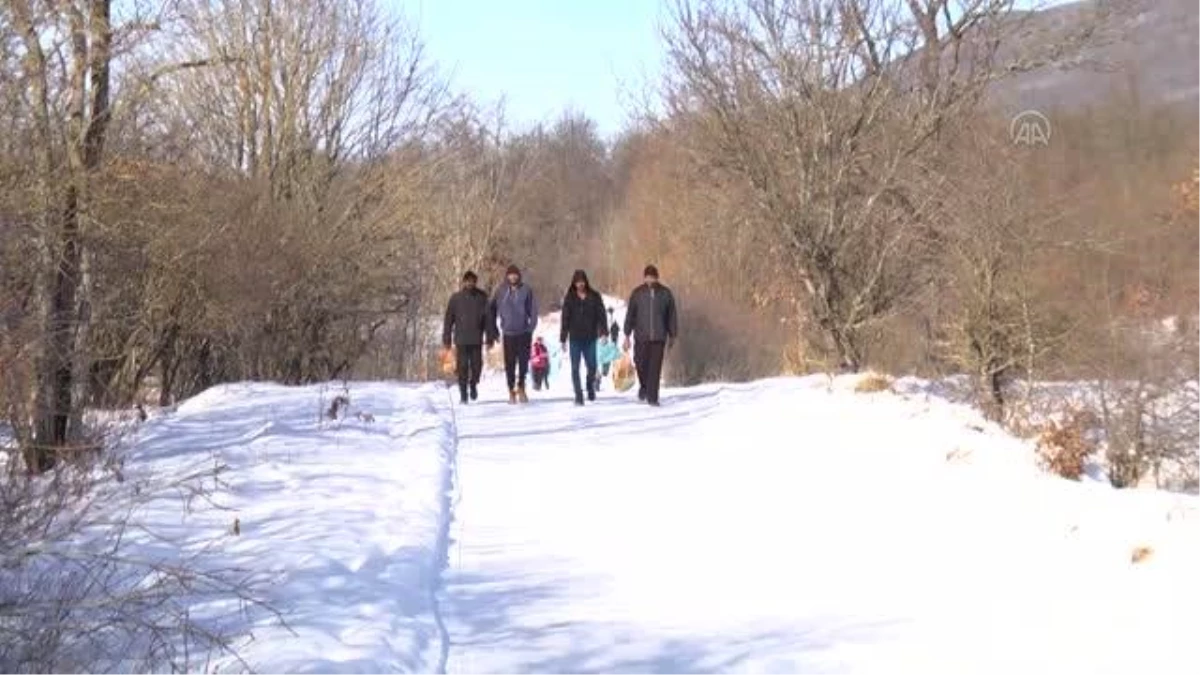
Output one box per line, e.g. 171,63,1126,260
560,270,608,344
489,281,538,337
443,287,490,347
623,281,678,344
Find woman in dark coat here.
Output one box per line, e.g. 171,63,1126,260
559,269,608,405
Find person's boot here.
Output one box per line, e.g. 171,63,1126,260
469,384,478,401
586,381,595,402
509,389,518,404
517,386,528,403
459,384,469,404
637,386,646,401
574,390,584,406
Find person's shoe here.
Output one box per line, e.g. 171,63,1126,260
637,387,646,401
587,386,595,402
509,389,518,404
648,400,661,407
574,392,584,406
469,384,478,401
517,387,528,403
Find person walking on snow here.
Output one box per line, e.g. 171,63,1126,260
623,264,677,407
442,270,491,404
530,336,550,390
595,334,620,391
489,264,538,403
560,269,608,405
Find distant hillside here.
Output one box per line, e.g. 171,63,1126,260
989,0,1198,114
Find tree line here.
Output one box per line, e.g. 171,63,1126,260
1,0,1196,482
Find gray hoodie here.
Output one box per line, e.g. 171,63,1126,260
490,282,538,337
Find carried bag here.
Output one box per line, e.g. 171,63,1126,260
611,352,636,393
440,348,456,378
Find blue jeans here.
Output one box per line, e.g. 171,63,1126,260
569,338,598,396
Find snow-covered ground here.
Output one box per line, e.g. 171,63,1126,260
442,375,1199,674
114,382,458,672
70,369,1199,673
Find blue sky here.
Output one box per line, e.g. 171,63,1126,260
391,0,1069,141
392,0,666,139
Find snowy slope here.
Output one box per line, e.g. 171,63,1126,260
119,382,459,673
100,373,1199,673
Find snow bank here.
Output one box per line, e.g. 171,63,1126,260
443,374,1200,674
121,381,457,673
70,368,1197,673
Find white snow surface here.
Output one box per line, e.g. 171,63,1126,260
111,372,1198,674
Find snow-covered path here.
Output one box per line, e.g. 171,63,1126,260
107,372,1198,673
439,376,1199,674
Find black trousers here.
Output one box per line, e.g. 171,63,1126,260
634,340,666,403
532,365,549,389
455,344,483,395
502,332,532,391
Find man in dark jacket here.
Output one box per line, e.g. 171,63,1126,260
443,270,491,403
488,264,538,403
559,269,608,405
622,264,678,406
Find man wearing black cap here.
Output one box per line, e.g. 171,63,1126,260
488,264,539,403
622,264,678,406
442,270,491,403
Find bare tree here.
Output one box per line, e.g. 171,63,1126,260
923,130,1080,419
4,0,115,471
163,0,442,198
657,0,1105,371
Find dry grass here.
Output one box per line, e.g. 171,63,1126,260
1131,545,1154,564
854,372,894,394
1035,408,1098,480
946,447,974,463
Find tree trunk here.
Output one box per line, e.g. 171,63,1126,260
12,0,63,471
19,0,113,471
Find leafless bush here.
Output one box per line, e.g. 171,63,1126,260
0,437,274,672
665,292,781,385
1095,374,1199,491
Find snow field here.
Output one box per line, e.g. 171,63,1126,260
440,375,1199,674
120,382,459,673
91,369,1198,673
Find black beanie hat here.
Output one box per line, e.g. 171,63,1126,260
643,264,659,278
462,270,477,282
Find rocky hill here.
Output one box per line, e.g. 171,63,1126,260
991,0,1198,113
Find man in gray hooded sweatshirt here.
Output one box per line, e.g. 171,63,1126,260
489,264,538,403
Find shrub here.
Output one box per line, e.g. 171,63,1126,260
854,372,894,394
1,429,270,671
1035,409,1097,480
664,291,782,385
